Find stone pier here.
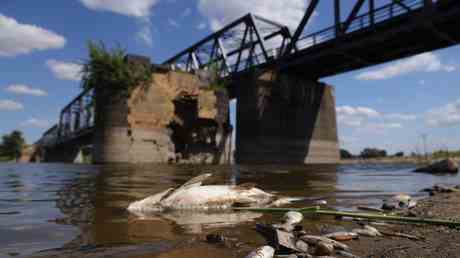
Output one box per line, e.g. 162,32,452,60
234,71,339,164
92,65,232,164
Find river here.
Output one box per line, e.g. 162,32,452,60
1,163,459,258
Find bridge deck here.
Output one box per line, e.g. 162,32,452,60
281,0,460,78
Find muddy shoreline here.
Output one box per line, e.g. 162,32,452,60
20,188,460,258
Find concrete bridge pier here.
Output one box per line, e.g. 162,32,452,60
235,71,339,164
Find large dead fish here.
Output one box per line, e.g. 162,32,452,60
127,173,296,213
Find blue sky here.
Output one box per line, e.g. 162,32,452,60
1,0,459,155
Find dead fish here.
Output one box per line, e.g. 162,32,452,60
322,232,358,241
352,225,382,237
245,246,275,258
393,193,411,208
283,211,304,225
127,174,294,213
300,235,349,251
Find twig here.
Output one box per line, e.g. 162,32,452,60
233,206,460,227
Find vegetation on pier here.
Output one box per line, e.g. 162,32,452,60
81,41,153,97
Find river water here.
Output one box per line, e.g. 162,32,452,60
1,163,460,258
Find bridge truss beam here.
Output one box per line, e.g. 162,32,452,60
58,87,94,142
163,14,292,77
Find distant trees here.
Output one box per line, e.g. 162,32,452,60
0,130,26,161
340,149,353,159
360,148,387,159
394,152,404,157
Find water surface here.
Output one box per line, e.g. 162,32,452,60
1,163,459,257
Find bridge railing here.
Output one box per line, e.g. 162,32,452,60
57,87,95,141
296,0,425,51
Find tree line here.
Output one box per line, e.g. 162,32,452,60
341,148,404,160
0,130,26,161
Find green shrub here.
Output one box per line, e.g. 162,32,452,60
81,41,152,98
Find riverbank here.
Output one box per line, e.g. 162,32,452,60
345,190,460,258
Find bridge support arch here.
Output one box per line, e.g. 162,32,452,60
234,70,339,164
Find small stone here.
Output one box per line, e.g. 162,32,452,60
414,159,459,173
315,241,334,256
295,240,309,253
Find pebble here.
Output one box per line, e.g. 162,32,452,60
295,239,309,253
315,241,334,256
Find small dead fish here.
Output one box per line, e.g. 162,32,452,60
393,194,411,208
323,232,358,241
352,225,382,237
282,211,304,225
315,200,328,205
300,235,349,251
408,200,417,209
245,246,275,258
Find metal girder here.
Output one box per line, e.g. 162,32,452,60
283,0,320,55
392,0,411,11
342,0,367,33
58,87,94,141
163,13,291,76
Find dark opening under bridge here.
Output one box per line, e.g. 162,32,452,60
38,0,460,164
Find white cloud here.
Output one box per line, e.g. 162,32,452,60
0,14,66,57
79,0,159,47
168,18,180,28
385,113,417,121
182,8,192,17
5,84,47,97
46,60,83,81
356,52,456,80
20,118,51,128
425,99,460,127
197,0,309,31
136,23,153,47
336,106,380,118
79,0,158,18
0,100,24,111
197,22,207,30
367,122,403,129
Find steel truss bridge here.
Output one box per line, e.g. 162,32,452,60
52,0,460,143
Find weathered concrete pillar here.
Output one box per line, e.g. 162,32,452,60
235,71,339,164
92,65,231,164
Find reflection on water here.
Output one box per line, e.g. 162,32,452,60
1,163,460,257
